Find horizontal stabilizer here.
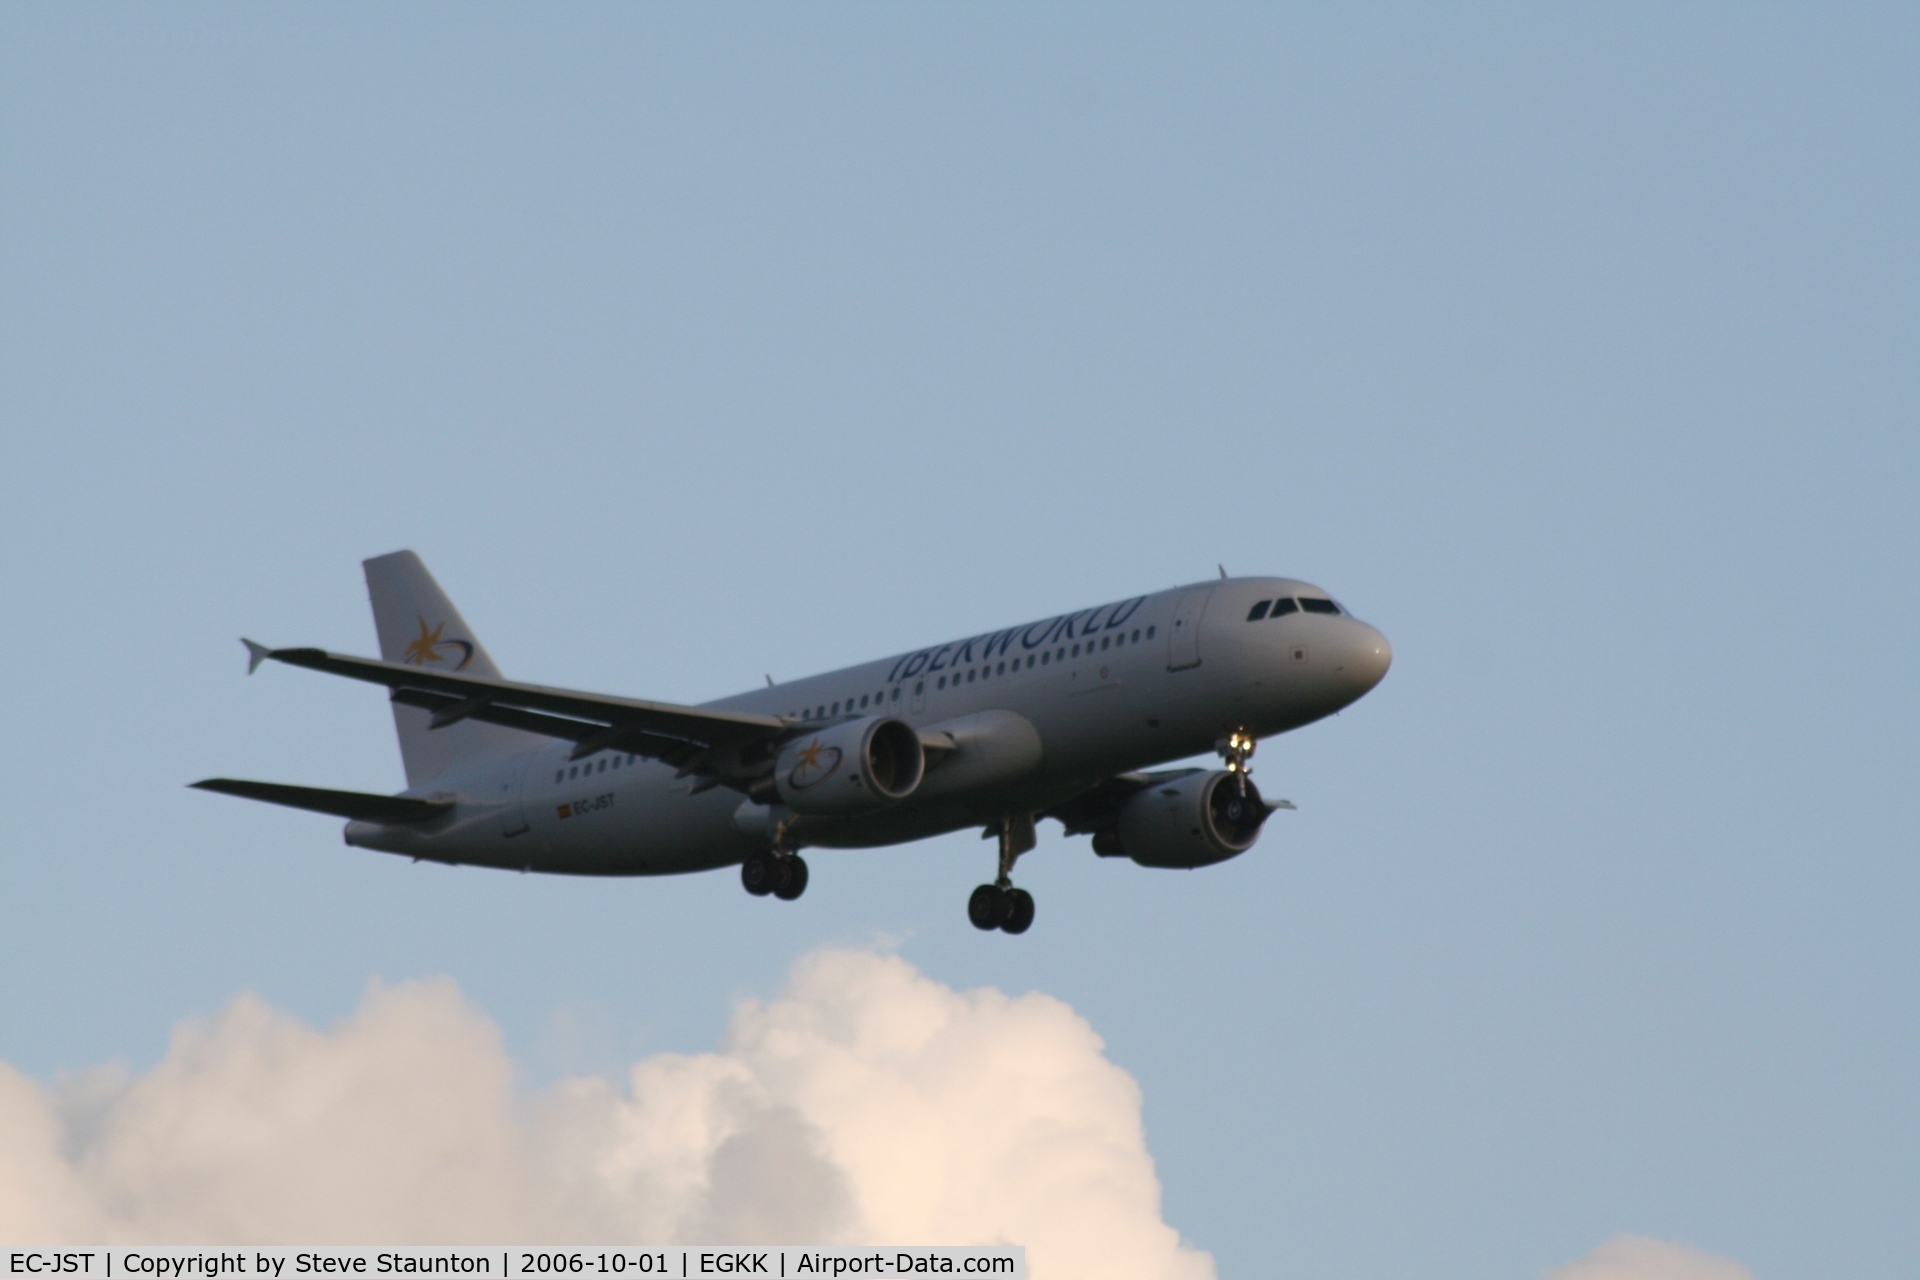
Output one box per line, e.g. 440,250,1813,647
190,778,453,825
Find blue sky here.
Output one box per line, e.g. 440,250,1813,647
1,5,1915,1276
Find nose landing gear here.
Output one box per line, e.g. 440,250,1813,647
969,814,1037,935
1217,729,1256,797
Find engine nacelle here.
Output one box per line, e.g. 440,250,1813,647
773,717,925,815
911,710,1044,801
1113,770,1270,869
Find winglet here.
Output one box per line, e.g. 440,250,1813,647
242,638,272,675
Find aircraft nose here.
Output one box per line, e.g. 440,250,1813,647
1344,621,1392,694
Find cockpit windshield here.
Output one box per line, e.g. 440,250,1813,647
1247,596,1343,621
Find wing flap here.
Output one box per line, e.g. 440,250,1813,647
191,778,453,825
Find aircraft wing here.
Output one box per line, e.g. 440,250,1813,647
249,643,789,772
190,778,452,824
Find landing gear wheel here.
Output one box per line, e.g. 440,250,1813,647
772,855,809,901
741,853,778,897
968,884,1008,931
999,887,1035,935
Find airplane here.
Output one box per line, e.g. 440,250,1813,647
194,551,1391,934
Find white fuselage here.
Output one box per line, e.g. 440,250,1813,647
345,576,1391,875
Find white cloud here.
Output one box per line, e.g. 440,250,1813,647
1543,1235,1755,1280
0,949,1213,1280
0,952,1768,1280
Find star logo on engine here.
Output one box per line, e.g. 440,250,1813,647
787,737,842,790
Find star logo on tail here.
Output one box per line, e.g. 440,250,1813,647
401,616,475,670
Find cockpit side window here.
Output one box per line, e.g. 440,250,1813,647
1246,600,1272,621
1300,598,1340,614
1268,597,1299,617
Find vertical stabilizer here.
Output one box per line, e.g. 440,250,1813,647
364,550,537,786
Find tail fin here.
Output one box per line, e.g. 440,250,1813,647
364,550,537,786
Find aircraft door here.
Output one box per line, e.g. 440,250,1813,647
497,758,531,839
1166,586,1214,671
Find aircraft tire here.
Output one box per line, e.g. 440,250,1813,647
968,884,1008,931
999,888,1035,935
773,855,809,901
741,853,778,897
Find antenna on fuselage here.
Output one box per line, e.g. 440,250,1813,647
1218,564,1228,579
765,673,775,687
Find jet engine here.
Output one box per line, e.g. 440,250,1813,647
773,717,925,814
1111,770,1270,868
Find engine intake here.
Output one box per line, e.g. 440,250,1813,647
1113,769,1270,868
773,717,925,814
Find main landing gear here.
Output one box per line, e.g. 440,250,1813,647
742,815,808,901
742,851,808,900
969,814,1037,935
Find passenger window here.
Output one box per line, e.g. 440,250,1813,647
1146,626,1155,639
1247,600,1272,621
1072,643,1081,657
1131,629,1141,642
1100,637,1110,650
1269,598,1298,617
1057,647,1066,660
554,770,563,784
1041,652,1050,665
967,668,976,682
598,759,607,772
914,681,924,694
997,661,1006,674
937,676,946,689
892,687,901,700
1027,655,1036,668
1301,598,1339,614
569,766,578,779
859,694,869,708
